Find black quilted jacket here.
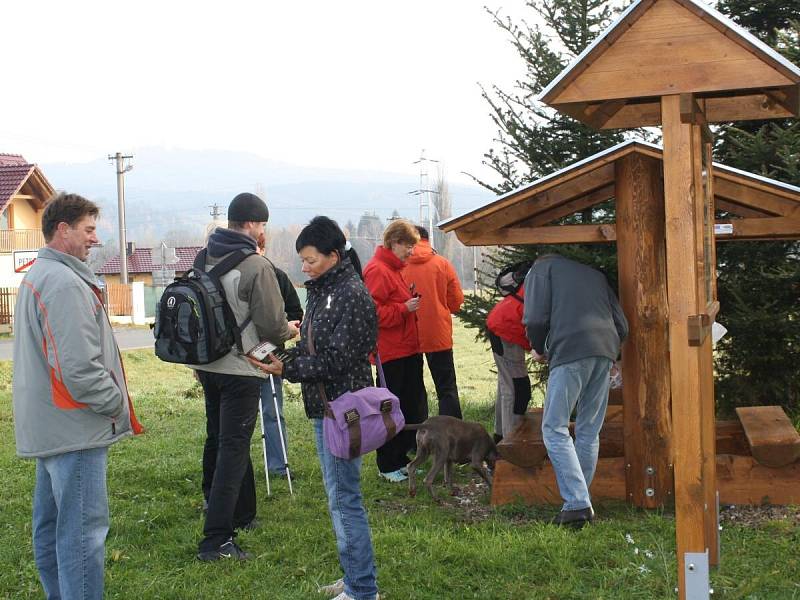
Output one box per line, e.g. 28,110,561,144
282,259,377,419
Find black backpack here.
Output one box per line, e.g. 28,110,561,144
495,260,533,302
154,248,255,364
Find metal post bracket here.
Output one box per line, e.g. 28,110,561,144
685,550,710,599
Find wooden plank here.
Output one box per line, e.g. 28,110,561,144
498,407,625,468
704,92,797,122
559,58,792,104
662,94,715,592
490,458,627,506
717,454,800,504
735,406,800,468
716,420,751,456
615,153,674,508
462,223,616,246
497,412,546,468
715,217,800,240
600,92,797,128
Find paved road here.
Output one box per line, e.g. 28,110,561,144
0,327,154,361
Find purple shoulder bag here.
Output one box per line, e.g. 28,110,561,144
307,320,404,460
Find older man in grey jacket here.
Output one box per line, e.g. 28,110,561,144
13,192,142,600
523,254,628,529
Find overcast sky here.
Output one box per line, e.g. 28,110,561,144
3,0,530,185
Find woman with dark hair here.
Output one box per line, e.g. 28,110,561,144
363,219,428,483
248,216,380,600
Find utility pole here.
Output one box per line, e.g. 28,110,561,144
209,203,223,220
108,152,133,284
409,150,440,250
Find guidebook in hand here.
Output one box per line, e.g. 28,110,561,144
247,341,290,364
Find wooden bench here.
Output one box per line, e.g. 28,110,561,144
735,406,800,468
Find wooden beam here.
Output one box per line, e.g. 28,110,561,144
585,99,628,129
519,184,615,228
714,177,800,217
497,407,624,469
457,164,616,237
704,92,796,122
490,454,800,506
714,198,773,218
616,153,673,508
716,454,800,505
662,94,716,590
603,101,663,128
765,85,800,116
490,458,628,506
441,159,618,234
462,223,616,246
600,92,798,129
735,406,800,468
714,217,800,240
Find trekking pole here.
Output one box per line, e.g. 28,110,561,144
258,395,272,496
269,374,294,495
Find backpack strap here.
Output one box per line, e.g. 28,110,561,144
196,248,256,352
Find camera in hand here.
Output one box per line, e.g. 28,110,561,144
247,341,290,364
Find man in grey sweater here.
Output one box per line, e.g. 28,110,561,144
523,254,628,528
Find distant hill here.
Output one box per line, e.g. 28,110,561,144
41,147,494,243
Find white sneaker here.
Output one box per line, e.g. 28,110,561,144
331,593,381,600
319,578,344,596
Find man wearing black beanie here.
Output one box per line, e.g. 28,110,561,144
190,192,298,561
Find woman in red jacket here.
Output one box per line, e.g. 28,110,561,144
363,219,428,482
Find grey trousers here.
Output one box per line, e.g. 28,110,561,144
492,337,530,437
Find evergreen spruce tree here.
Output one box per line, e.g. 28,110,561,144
466,0,800,414
710,4,800,416
460,0,627,393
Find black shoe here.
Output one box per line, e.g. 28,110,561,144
550,507,595,529
235,518,260,532
270,471,297,481
197,538,252,562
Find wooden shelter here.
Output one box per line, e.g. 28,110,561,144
442,0,800,596
442,138,800,502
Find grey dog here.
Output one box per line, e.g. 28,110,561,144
406,416,499,498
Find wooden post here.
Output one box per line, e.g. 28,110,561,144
615,153,673,507
662,94,718,597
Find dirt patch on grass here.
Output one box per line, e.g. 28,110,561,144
720,504,800,528
436,477,495,523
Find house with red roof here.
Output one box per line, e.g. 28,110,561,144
97,246,202,285
0,154,54,286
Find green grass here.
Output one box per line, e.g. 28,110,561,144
1,320,798,599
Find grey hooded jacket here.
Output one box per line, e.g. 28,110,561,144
188,227,293,377
13,247,142,459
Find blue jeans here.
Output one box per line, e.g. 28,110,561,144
542,357,612,511
33,447,109,600
260,375,288,475
313,419,378,600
